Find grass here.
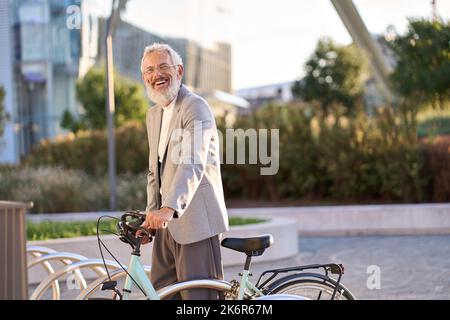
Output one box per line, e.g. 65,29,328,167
27,216,267,241
417,107,450,138
417,117,450,138
27,219,117,241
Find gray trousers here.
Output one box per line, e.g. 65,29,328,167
150,228,224,300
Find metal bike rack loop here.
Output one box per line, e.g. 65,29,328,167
30,259,121,300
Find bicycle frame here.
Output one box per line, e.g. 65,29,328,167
101,251,342,301
238,269,265,299
106,217,236,300
115,235,297,300
120,252,263,300
114,214,261,300
122,254,159,300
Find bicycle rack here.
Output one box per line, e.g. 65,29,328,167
27,246,108,300
27,246,60,300
27,246,58,256
28,252,104,300
77,265,152,300
30,259,121,300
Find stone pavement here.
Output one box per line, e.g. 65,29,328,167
224,234,450,299
29,234,450,300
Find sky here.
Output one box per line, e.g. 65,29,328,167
89,0,450,91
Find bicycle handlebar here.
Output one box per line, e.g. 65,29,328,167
117,210,156,248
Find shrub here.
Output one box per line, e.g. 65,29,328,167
422,136,450,201
220,103,427,203
25,121,148,175
316,106,425,202
0,166,147,213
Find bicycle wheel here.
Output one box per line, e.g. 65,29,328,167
157,279,234,300
80,272,234,300
268,277,356,300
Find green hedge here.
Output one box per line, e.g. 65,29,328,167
25,121,148,175
15,103,450,212
423,136,450,202
219,104,427,203
0,166,147,213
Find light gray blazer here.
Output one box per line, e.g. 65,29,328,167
145,85,229,244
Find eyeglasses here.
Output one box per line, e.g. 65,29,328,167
143,64,178,75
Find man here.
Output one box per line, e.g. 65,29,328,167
137,43,229,300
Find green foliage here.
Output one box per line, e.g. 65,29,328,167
388,18,450,110
417,117,450,138
61,109,87,133
26,121,148,175
0,166,148,213
292,38,368,115
220,103,428,203
27,220,117,241
62,67,148,132
314,107,424,202
0,166,108,213
417,107,450,138
423,136,450,201
0,86,11,136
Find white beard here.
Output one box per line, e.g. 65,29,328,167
146,78,181,106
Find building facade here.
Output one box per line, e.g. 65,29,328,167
235,81,296,112
184,41,232,93
98,18,232,93
0,0,98,163
0,0,16,163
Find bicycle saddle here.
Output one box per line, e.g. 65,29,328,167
221,234,273,256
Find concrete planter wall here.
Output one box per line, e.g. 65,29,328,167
27,217,297,285
28,203,450,237
228,203,450,236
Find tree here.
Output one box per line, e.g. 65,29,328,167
62,67,148,132
388,18,450,110
0,86,10,137
292,38,368,115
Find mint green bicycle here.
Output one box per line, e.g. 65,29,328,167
80,210,355,300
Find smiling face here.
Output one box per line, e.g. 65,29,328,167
142,50,184,106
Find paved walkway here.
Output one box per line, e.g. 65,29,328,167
29,234,450,300
225,234,450,299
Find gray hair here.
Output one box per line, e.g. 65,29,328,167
140,43,183,73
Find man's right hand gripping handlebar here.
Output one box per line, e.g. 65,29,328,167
137,207,175,245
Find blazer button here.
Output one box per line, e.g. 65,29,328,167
181,203,186,210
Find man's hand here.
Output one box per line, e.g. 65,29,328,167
136,207,174,245
135,228,151,245
142,207,175,230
